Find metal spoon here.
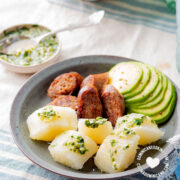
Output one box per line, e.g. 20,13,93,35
34,10,104,44
0,10,105,55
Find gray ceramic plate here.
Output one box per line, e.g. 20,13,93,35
10,55,180,179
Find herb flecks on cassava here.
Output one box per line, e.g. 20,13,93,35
85,117,107,128
64,135,88,155
38,106,60,122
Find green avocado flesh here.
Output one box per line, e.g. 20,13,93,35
124,63,151,99
150,88,176,124
128,80,173,116
109,61,176,125
129,73,166,109
125,66,159,104
109,62,143,94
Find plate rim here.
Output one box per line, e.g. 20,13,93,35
10,55,179,179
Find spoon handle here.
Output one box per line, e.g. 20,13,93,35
35,10,104,43
35,21,91,43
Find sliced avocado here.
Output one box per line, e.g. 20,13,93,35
128,80,173,116
109,62,143,94
130,73,166,109
124,63,151,99
150,88,176,125
126,66,159,104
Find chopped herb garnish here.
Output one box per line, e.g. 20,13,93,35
110,150,119,170
127,121,134,128
64,135,88,155
122,119,127,123
123,128,136,135
118,115,146,129
77,136,84,143
111,157,115,162
113,162,118,170
0,26,58,66
85,117,107,128
123,144,130,150
32,24,39,27
50,144,56,148
19,26,29,31
17,26,29,33
3,30,15,36
110,139,116,147
134,118,143,126
23,51,29,57
38,106,60,122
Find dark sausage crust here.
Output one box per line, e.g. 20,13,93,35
78,85,103,118
70,72,84,87
49,95,78,111
101,85,125,126
81,75,94,88
81,73,109,93
47,72,83,99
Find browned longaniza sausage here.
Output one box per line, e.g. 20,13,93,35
101,85,125,126
47,72,83,99
49,95,78,111
78,85,103,118
81,72,109,93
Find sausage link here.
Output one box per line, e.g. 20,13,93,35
81,72,109,93
49,95,78,111
78,85,103,118
70,72,83,86
101,85,125,126
47,72,83,99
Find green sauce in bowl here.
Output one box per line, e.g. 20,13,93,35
0,25,59,66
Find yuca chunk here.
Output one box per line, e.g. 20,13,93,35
48,72,83,99
115,113,163,145
49,95,78,111
78,117,113,144
101,85,125,126
94,132,139,173
78,85,103,118
49,130,98,170
81,72,109,93
27,105,78,141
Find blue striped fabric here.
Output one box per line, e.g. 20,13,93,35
0,172,26,180
48,0,176,33
0,129,70,180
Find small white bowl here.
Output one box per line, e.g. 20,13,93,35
0,24,61,74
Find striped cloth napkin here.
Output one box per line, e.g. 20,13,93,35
0,0,179,179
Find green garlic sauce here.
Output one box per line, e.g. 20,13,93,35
0,25,59,66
